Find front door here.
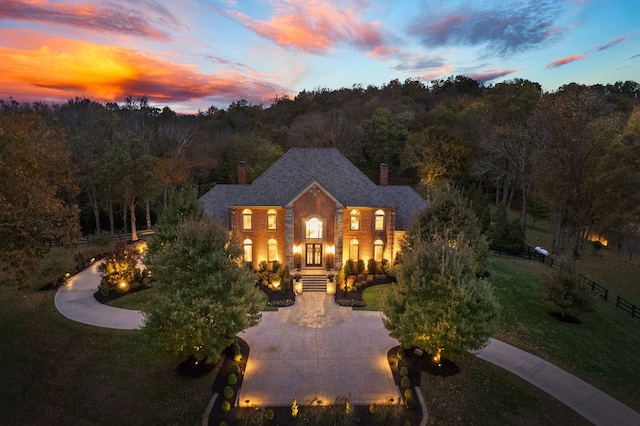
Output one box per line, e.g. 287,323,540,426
305,243,323,266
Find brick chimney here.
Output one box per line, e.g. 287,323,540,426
237,161,246,185
380,163,389,186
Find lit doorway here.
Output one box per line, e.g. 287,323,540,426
305,243,323,266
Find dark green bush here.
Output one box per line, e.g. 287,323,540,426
400,376,410,388
400,366,408,377
265,409,274,420
224,386,234,399
227,373,237,385
221,401,231,412
405,397,415,409
230,364,240,374
397,348,405,359
356,259,365,275
397,359,404,369
404,388,413,400
367,258,377,274
232,342,241,353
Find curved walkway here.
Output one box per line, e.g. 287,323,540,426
54,261,145,330
54,266,640,425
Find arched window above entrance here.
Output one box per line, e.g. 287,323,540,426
305,217,323,239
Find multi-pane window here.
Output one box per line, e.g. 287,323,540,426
375,210,385,231
306,217,323,238
350,210,360,231
243,239,253,262
268,238,277,262
349,238,359,261
267,209,277,230
242,209,252,230
374,239,384,262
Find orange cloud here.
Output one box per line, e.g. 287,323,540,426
366,45,400,61
545,54,586,69
218,0,392,56
0,0,175,41
0,30,288,106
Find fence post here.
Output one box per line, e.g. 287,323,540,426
603,289,607,301
632,304,636,319
616,296,620,308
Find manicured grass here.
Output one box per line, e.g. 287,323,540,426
421,351,590,426
353,283,390,311
107,286,157,311
488,253,640,411
0,285,213,425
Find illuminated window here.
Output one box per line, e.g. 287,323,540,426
243,239,253,262
375,210,385,231
242,209,252,230
350,210,360,231
268,238,277,262
267,209,277,230
305,217,323,238
374,239,384,262
349,239,359,261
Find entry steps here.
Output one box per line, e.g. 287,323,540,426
301,274,327,292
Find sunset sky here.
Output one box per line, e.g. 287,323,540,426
1,0,638,112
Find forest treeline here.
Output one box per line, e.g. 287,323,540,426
2,76,640,281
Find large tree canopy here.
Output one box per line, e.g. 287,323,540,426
383,187,499,362
0,102,79,285
142,218,265,363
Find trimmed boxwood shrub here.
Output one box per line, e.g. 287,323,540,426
227,373,237,385
397,348,405,359
405,397,415,409
230,364,240,374
400,376,410,388
397,359,404,369
232,342,241,353
223,386,234,399
404,388,413,400
400,366,409,377
233,352,242,362
219,422,228,426
369,403,377,414
265,409,274,420
221,401,231,412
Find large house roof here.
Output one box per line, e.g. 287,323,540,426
200,148,426,230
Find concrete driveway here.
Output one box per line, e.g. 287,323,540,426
238,293,400,406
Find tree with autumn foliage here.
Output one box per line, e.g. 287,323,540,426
0,101,80,286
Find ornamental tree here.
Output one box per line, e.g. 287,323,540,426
383,187,499,363
142,218,265,363
543,258,594,319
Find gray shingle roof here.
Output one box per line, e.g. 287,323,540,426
200,148,426,230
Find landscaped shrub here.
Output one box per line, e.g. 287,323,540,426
219,422,228,426
221,401,231,412
224,386,234,399
357,259,365,275
356,273,366,283
345,259,354,276
400,376,410,388
265,409,274,420
366,274,374,283
98,242,142,296
397,348,405,359
272,260,281,274
227,373,237,385
369,403,377,414
233,352,242,362
405,397,415,409
367,259,376,275
397,359,404,369
232,342,241,353
230,364,240,374
400,366,409,377
404,388,413,400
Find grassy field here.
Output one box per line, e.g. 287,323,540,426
488,253,640,411
525,219,640,303
0,284,214,425
354,283,390,311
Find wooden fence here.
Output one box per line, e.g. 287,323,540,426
492,243,638,321
49,229,155,248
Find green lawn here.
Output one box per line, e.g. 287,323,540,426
0,285,214,425
421,351,590,426
488,253,640,411
354,283,391,311
107,286,157,311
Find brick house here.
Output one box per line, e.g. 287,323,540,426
200,148,426,272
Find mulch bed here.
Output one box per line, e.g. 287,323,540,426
93,283,153,304
256,283,296,307
334,277,392,307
